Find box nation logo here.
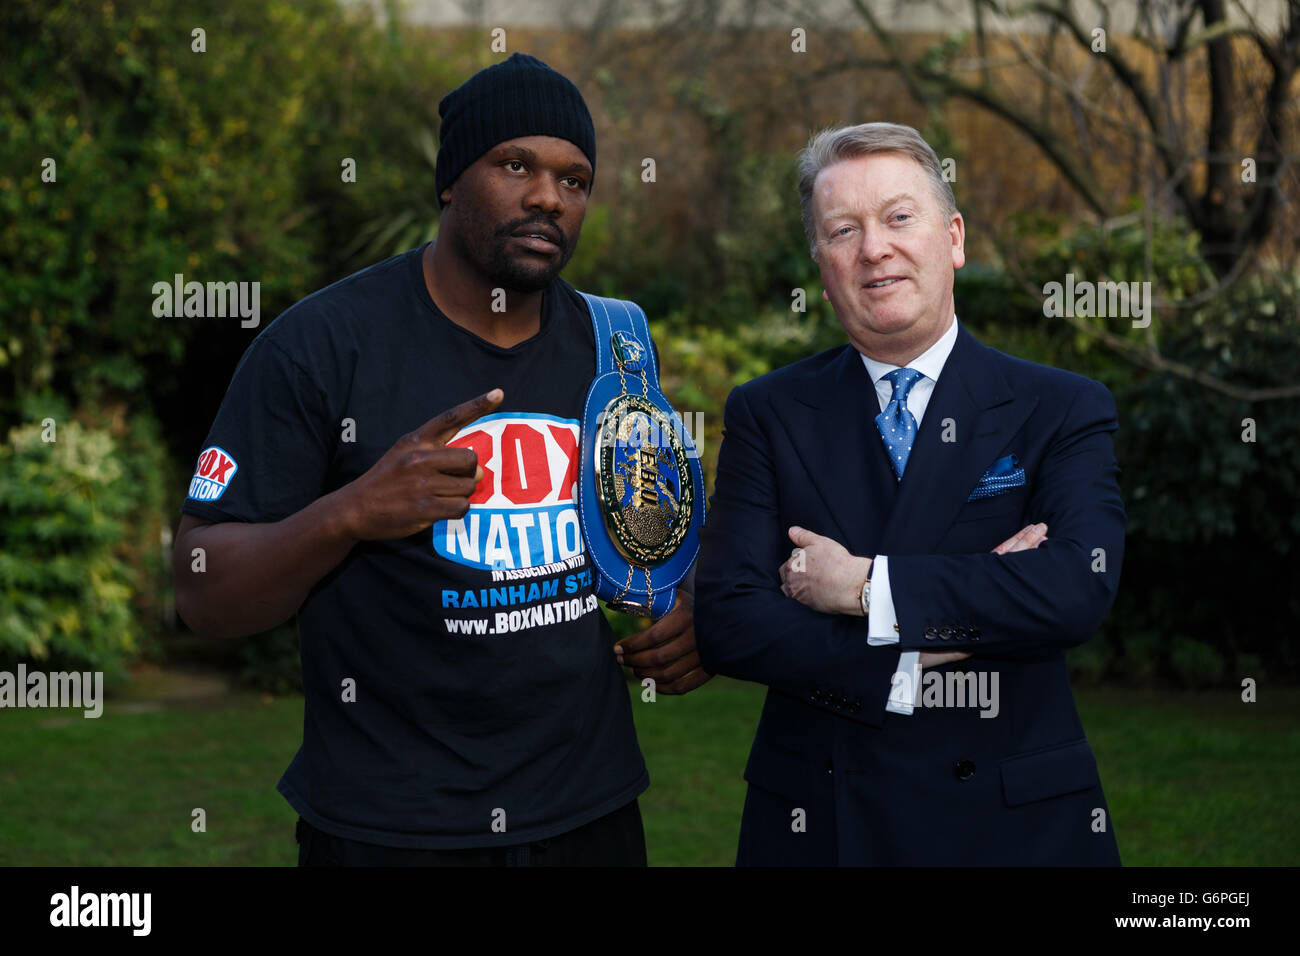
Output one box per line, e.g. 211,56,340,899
433,412,582,570
187,446,239,501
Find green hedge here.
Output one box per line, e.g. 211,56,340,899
0,397,168,682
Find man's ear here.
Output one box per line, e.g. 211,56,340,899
949,211,966,270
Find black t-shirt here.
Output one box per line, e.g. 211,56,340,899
180,243,648,849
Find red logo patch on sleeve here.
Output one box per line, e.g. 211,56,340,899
187,446,238,501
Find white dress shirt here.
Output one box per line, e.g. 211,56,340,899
859,316,960,715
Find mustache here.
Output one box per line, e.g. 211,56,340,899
496,218,567,253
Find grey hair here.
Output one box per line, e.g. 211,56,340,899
797,122,958,258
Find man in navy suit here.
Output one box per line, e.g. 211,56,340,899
693,122,1125,866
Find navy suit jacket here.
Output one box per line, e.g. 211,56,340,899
694,322,1124,865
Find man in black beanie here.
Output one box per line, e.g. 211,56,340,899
431,52,597,301
173,52,708,866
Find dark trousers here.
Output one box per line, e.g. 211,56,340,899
295,799,647,867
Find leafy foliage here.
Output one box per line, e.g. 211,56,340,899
0,0,462,427
961,216,1300,683
0,0,466,680
0,398,167,681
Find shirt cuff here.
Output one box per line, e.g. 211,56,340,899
863,556,916,716
886,651,920,715
866,555,897,645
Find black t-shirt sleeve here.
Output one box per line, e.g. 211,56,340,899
180,333,335,525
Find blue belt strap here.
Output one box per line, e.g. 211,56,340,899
580,292,660,385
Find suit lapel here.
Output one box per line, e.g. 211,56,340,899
878,324,1037,554
779,327,1038,559
782,346,896,557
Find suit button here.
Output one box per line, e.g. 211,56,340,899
939,627,953,640
970,629,981,640
924,626,937,640
826,759,834,775
955,760,976,781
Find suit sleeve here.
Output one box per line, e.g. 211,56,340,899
694,384,902,727
888,378,1125,655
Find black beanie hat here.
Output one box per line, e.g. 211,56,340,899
435,53,596,207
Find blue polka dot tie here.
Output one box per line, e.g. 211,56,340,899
876,367,924,480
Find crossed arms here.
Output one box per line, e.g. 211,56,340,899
693,376,1124,726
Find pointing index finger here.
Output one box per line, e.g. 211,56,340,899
415,388,504,445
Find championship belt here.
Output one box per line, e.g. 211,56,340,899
576,292,705,620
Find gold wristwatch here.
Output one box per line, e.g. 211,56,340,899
858,560,874,617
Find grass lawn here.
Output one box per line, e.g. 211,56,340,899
1,677,1295,865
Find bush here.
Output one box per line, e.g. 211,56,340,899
958,215,1300,686
1170,637,1226,690
1118,631,1165,685
0,0,463,428
0,413,137,681
1067,636,1112,684
1,0,465,682
235,623,302,695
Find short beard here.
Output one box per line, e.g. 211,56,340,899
456,206,577,293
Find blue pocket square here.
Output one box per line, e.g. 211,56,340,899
967,454,1026,500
